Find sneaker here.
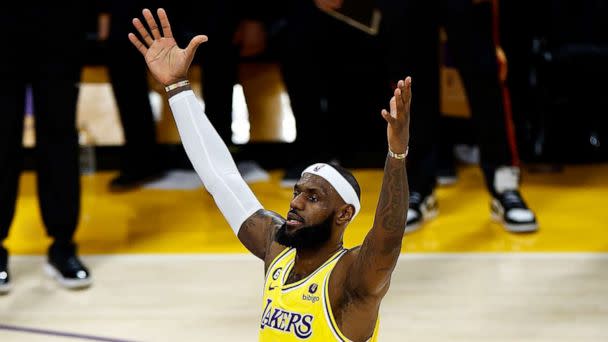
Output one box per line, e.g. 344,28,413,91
0,249,10,294
491,190,538,233
237,160,270,184
405,192,438,233
45,244,92,289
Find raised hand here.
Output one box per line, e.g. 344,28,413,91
381,77,412,155
128,8,208,86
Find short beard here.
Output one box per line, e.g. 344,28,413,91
275,215,333,250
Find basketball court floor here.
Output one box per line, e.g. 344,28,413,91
1,164,607,341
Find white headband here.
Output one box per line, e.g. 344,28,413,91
301,163,361,219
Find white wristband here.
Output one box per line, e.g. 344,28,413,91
165,80,190,92
388,146,409,159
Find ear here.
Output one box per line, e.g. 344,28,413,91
336,204,355,225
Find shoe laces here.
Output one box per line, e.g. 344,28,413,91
500,190,527,209
66,256,84,271
409,192,422,206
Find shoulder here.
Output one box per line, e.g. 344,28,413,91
254,210,288,272
328,246,360,294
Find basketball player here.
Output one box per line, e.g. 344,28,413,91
129,9,410,341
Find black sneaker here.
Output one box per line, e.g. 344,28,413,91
45,244,92,289
406,192,438,233
491,190,538,233
0,248,10,294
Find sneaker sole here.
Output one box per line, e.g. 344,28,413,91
43,263,93,289
404,221,422,234
491,212,539,233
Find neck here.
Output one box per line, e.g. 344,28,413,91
292,242,343,279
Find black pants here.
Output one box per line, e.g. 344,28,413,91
280,1,385,168
198,41,240,147
0,4,84,247
380,0,517,196
105,2,162,174
177,1,251,151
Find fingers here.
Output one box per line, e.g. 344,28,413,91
157,8,173,38
389,96,397,119
132,18,153,46
394,88,404,116
402,76,412,105
185,35,209,60
143,8,162,40
128,32,148,56
396,76,412,111
383,76,412,124
381,109,391,123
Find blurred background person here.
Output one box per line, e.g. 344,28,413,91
175,0,281,183
96,0,168,192
312,0,538,233
385,0,537,233
0,1,92,293
500,0,608,164
278,0,385,187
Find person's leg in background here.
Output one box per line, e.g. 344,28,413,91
193,0,238,148
32,63,92,287
379,0,441,232
498,0,540,163
0,77,27,294
105,2,165,192
0,1,91,294
200,43,238,149
184,0,269,183
325,16,385,167
443,0,538,232
279,1,334,187
31,3,92,288
436,117,459,186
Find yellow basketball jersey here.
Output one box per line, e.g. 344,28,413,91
259,248,380,341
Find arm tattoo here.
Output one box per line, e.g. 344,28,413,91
375,156,408,236
350,156,408,295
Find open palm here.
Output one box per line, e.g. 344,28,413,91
128,8,207,86
381,77,412,155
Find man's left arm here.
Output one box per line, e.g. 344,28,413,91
346,77,411,298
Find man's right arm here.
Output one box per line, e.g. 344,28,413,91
168,86,283,261
129,8,282,261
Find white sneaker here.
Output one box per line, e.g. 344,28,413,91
491,190,538,233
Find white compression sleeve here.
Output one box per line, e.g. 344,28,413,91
168,90,263,233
